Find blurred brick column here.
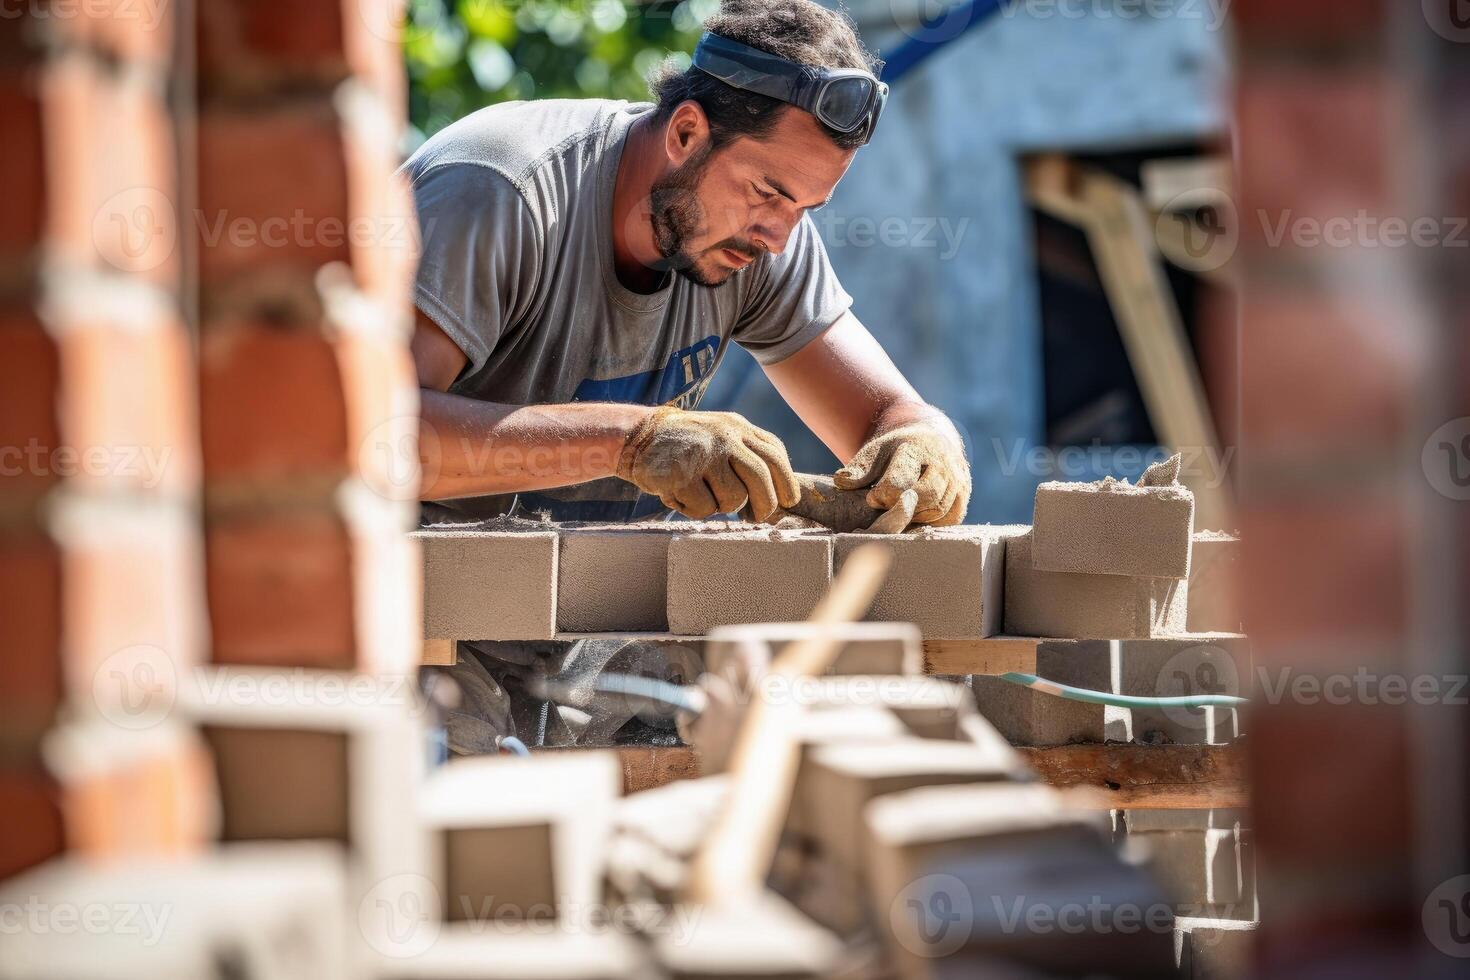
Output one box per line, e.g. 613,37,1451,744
195,0,421,674
0,3,212,878
1228,1,1470,974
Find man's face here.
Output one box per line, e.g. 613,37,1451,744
650,107,856,287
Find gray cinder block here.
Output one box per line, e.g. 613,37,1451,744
415,529,558,640
1115,637,1252,745
1186,532,1242,634
833,524,1027,639
666,529,832,635
972,674,1130,745
556,525,674,632
1031,478,1194,579
1175,916,1256,980
1004,532,1189,639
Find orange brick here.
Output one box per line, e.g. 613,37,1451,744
0,312,61,506
0,530,64,747
1240,494,1410,656
1235,67,1403,256
205,508,356,669
0,59,46,263
41,50,179,283
58,499,202,718
1229,0,1388,46
199,322,349,487
335,323,421,503
198,0,404,106
55,308,198,497
197,94,413,311
1240,289,1422,454
0,768,64,879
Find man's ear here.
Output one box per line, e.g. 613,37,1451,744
663,100,711,167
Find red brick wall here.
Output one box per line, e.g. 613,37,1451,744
1226,1,1470,972
0,0,421,880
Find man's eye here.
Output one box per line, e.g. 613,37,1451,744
753,184,776,201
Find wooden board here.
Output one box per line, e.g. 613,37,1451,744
616,746,702,795
422,638,456,666
1017,743,1247,809
922,636,1046,675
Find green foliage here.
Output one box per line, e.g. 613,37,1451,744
404,0,718,142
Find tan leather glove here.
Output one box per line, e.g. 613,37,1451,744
618,407,800,521
833,422,971,526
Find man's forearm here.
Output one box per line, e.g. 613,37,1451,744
419,389,652,500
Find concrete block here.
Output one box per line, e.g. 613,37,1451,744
1186,532,1242,634
182,667,430,910
1122,827,1246,913
419,752,620,928
1121,808,1249,833
706,620,922,677
800,737,1021,874
0,842,350,980
1115,637,1252,745
376,926,648,979
864,784,1162,979
414,528,557,640
833,524,1026,638
972,674,1129,745
1031,477,1194,579
1175,917,1256,980
666,528,831,635
653,891,842,980
556,524,672,633
793,676,982,743
1032,638,1115,689
1004,532,1189,639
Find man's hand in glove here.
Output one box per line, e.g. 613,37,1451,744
618,406,801,521
833,421,971,526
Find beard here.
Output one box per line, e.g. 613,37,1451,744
648,147,761,287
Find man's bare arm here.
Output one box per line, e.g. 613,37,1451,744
411,310,650,500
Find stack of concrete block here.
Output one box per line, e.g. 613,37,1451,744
971,637,1251,747
1006,471,1196,639
788,736,1023,932
866,783,1176,979
1119,809,1256,923
418,751,620,929
0,842,352,979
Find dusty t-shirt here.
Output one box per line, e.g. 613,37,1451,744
404,98,851,522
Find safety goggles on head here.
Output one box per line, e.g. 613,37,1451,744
691,32,888,145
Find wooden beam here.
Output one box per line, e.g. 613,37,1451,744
1017,743,1247,809
616,745,702,794
422,638,456,666
923,636,1045,675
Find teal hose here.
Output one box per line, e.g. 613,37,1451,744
998,672,1247,709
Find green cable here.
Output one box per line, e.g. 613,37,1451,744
998,672,1247,709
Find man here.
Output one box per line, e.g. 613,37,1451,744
405,0,970,531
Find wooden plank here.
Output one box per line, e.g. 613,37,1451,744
1078,170,1233,531
422,638,456,666
1017,743,1247,809
616,745,702,795
922,636,1044,675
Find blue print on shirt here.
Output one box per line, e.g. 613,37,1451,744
572,336,720,408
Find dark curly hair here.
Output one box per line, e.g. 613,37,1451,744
649,0,882,151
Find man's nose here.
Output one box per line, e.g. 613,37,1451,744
750,218,794,255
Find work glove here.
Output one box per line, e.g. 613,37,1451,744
833,422,971,526
618,406,801,521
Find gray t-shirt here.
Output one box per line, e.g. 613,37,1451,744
404,98,852,522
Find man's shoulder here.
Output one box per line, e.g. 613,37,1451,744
404,98,647,190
